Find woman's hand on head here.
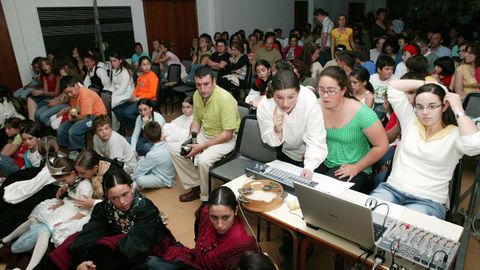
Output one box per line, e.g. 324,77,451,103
444,92,464,114
334,164,360,182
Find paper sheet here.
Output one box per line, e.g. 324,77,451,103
266,160,354,195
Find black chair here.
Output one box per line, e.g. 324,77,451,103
99,90,113,119
157,64,181,115
208,114,277,193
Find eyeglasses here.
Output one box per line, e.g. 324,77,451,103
318,86,341,96
414,104,443,112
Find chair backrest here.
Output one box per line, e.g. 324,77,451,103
236,115,277,163
182,60,192,74
238,104,250,120
99,90,113,118
167,64,181,83
463,93,480,119
243,63,253,89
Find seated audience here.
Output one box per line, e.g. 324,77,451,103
335,50,356,75
27,58,60,121
143,186,258,270
170,66,239,202
207,38,231,78
14,57,43,100
431,56,455,87
453,42,480,96
154,40,188,82
353,45,376,75
21,124,44,168
36,169,176,270
430,30,452,58
131,42,149,72
128,98,166,156
317,66,388,193
245,60,273,109
114,56,158,131
370,36,387,64
217,41,249,98
257,69,327,179
236,252,279,270
299,43,323,81
349,67,374,108
252,32,282,67
56,75,107,157
370,80,480,219
394,44,418,78
0,117,26,177
93,115,137,174
82,54,110,92
162,97,194,143
132,121,175,189
108,52,135,109
370,55,396,119
192,35,212,66
282,34,303,60
416,37,439,74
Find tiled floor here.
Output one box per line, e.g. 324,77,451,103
1,105,479,270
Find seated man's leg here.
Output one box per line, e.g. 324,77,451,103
404,194,446,219
196,134,236,201
68,116,94,151
37,104,68,126
134,175,170,190
56,121,74,149
170,142,201,201
369,183,403,205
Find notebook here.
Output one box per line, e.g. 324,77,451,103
294,182,395,250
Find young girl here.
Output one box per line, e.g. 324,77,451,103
146,186,258,270
0,117,26,177
370,80,480,219
22,124,44,168
431,56,455,87
114,56,159,130
162,97,194,143
27,58,60,121
0,156,98,270
83,54,110,92
109,52,135,108
349,67,374,108
245,60,273,109
129,98,166,156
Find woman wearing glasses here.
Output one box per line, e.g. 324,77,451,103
257,69,327,179
370,79,480,219
317,66,388,193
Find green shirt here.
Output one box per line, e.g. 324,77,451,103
193,85,240,136
325,103,378,174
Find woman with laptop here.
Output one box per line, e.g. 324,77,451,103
317,66,389,193
257,69,328,180
370,80,480,219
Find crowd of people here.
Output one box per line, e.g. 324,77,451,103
0,5,479,270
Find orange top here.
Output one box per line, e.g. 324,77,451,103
133,71,158,100
70,87,107,116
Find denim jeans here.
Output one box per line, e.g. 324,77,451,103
36,104,69,126
127,136,152,156
114,101,138,131
11,222,51,253
57,116,95,150
0,154,20,177
13,87,34,99
370,182,446,219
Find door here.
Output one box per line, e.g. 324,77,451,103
294,1,308,32
143,0,198,61
0,2,22,92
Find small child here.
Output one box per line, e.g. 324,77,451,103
13,57,43,100
162,97,193,143
369,55,396,119
0,156,96,270
132,121,175,189
21,124,44,168
93,115,137,174
0,117,27,177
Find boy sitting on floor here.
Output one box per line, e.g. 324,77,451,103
93,115,137,174
132,121,175,189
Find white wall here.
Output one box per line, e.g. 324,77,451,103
1,0,148,85
312,0,387,24
196,0,295,37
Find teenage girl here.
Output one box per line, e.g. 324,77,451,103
0,118,26,177
245,60,273,109
162,97,194,143
349,67,375,108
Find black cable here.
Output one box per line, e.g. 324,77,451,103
426,250,448,270
389,238,400,267
354,249,374,270
372,202,390,232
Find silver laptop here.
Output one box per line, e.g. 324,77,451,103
294,182,394,250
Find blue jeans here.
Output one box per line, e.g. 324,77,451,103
11,222,51,253
127,136,152,156
14,87,33,99
36,104,69,126
57,116,95,150
370,183,446,219
114,101,138,130
0,154,20,177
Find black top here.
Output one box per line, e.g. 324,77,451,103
210,52,231,77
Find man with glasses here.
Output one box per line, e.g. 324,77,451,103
252,32,282,67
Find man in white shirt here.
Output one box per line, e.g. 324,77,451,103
314,8,334,66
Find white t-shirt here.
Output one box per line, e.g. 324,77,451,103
370,73,396,103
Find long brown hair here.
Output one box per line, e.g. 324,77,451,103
319,66,355,99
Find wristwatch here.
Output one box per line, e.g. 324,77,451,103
455,111,466,119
